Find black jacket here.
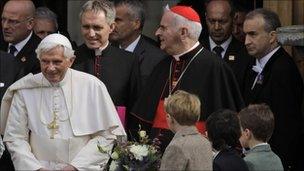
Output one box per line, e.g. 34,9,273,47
242,47,304,169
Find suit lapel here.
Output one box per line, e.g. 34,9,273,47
133,36,145,63
1,42,8,52
223,37,239,63
15,33,40,63
200,38,211,51
250,48,282,101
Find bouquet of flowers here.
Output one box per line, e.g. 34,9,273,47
98,126,162,171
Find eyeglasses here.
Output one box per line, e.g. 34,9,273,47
1,17,33,27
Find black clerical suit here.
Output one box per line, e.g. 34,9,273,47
73,44,140,108
130,44,244,151
1,33,41,78
242,47,303,170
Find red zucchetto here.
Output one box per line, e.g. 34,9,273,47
170,5,201,23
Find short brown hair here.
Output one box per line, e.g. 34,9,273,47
164,90,200,125
238,104,274,142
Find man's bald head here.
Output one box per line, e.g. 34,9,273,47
1,0,36,44
206,0,234,17
4,0,35,19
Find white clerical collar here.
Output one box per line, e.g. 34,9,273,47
172,41,200,61
46,68,71,87
8,31,32,55
121,35,141,53
255,46,280,71
209,36,232,58
95,41,109,56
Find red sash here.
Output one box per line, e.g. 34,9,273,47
153,100,206,135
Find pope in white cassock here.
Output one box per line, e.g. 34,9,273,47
0,33,126,170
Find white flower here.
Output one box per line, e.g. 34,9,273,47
109,160,119,171
139,130,146,138
129,144,149,161
111,151,119,160
149,146,157,154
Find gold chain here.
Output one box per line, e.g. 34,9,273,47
168,47,203,95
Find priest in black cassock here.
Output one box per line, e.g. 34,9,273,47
73,0,140,115
128,5,244,150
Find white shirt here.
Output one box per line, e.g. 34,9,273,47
8,32,32,56
209,36,232,58
251,46,281,89
121,35,141,52
2,69,126,170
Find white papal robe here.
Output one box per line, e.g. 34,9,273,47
0,136,4,157
0,68,126,170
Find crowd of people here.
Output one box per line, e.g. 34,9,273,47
0,0,303,170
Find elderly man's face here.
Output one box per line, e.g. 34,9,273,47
81,11,114,50
155,12,180,55
1,1,34,44
34,18,57,39
206,1,232,45
40,46,74,83
110,5,139,44
243,16,273,59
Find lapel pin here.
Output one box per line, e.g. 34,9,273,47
228,55,235,61
256,74,264,85
21,56,26,62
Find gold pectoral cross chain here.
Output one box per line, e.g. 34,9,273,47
47,112,59,139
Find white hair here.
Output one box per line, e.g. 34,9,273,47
165,8,202,40
36,42,75,60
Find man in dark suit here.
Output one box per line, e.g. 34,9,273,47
110,0,166,87
1,0,41,77
0,51,19,171
73,0,140,113
202,0,251,88
242,8,303,170
0,51,19,99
